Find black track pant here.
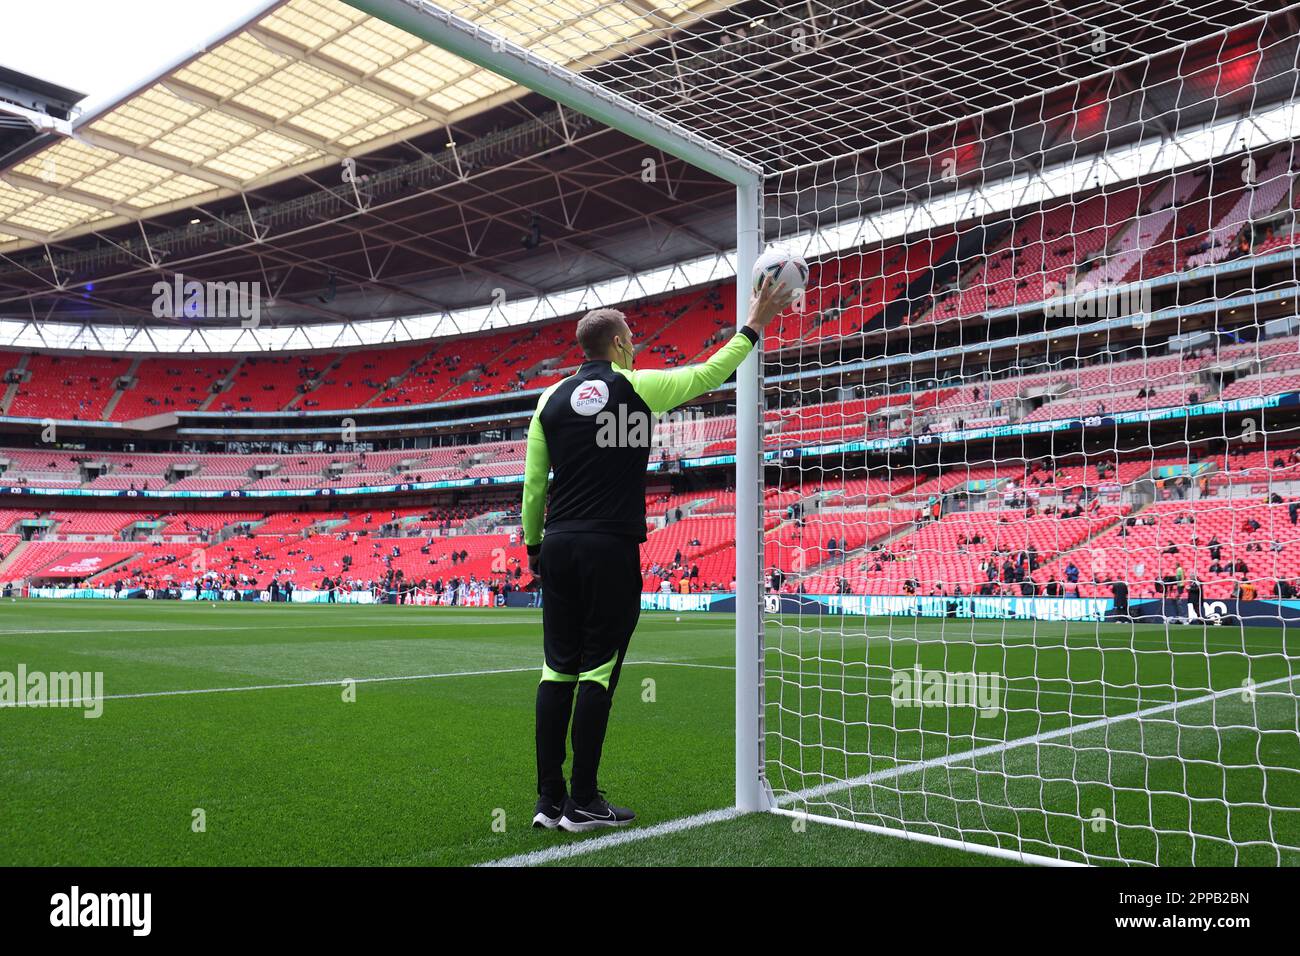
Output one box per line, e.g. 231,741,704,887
535,531,641,804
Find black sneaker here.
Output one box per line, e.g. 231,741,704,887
532,795,564,829
558,792,636,832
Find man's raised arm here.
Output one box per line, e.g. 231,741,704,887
619,326,758,414
618,274,796,414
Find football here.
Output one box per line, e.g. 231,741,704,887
752,248,809,296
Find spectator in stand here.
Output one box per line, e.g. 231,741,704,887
769,566,785,593
1111,579,1129,619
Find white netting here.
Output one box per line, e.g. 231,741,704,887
422,0,1300,865
751,11,1300,864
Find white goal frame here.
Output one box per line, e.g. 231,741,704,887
347,0,771,815
351,1,1271,869
348,1,1161,868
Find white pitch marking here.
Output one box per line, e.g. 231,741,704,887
0,659,724,708
0,618,544,637
477,807,746,868
478,672,1298,867
780,672,1299,806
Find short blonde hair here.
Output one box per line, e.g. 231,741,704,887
576,308,627,359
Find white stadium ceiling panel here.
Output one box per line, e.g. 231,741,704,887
0,177,115,238
0,0,727,252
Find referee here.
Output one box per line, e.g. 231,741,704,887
523,276,794,831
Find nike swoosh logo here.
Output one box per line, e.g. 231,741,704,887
575,807,615,820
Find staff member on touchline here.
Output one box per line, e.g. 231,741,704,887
522,276,795,832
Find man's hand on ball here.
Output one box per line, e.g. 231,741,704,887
747,274,798,333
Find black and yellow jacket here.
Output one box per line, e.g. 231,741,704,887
522,326,758,552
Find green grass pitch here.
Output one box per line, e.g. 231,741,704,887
0,599,1296,866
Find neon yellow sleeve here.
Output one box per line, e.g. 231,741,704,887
620,328,756,414
521,392,553,550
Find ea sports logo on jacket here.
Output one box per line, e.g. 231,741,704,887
570,380,610,415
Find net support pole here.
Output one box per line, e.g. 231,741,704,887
734,177,769,813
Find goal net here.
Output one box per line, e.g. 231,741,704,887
749,9,1300,865
364,0,1300,864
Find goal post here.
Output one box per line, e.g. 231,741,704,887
734,177,769,813
346,0,771,812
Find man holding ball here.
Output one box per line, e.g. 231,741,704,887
523,271,796,831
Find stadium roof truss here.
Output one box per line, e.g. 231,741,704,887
0,0,732,250
0,0,1296,356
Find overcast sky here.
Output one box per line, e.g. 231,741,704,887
0,0,272,115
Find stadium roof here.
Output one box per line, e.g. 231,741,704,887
0,0,730,251
0,66,83,166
